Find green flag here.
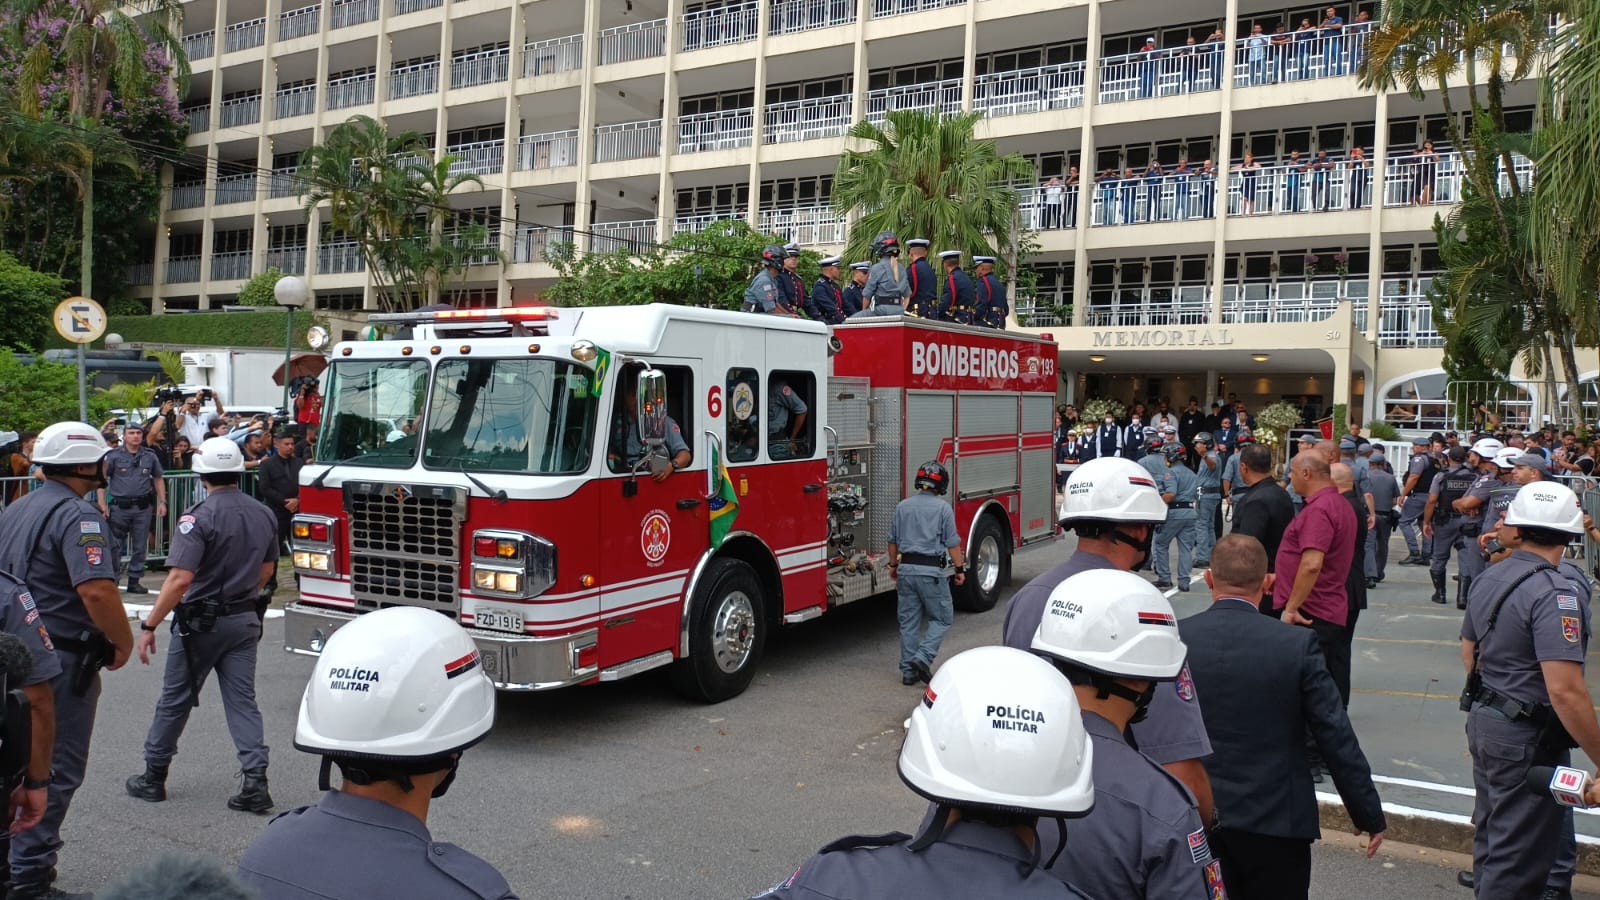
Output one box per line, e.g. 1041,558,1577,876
707,443,739,550
588,347,612,398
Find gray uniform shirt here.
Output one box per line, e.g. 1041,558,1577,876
744,270,783,313
1461,471,1498,521
767,383,808,438
1043,713,1219,900
1195,451,1222,491
614,415,690,467
167,488,280,602
104,447,164,499
862,258,908,303
1221,454,1242,496
0,480,117,637
1486,482,1519,531
1138,454,1168,486
888,491,959,577
1002,551,1213,764
0,572,62,687
1166,463,1199,518
1404,452,1434,500
1368,463,1399,510
1461,550,1591,706
238,790,519,900
1346,455,1372,501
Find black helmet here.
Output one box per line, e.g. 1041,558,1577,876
871,231,901,258
1193,431,1214,446
914,460,950,495
761,245,784,268
1162,442,1185,461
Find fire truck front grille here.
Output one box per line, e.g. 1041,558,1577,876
350,555,458,612
348,489,461,558
343,482,466,613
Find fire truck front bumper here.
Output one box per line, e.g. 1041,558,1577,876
282,602,600,691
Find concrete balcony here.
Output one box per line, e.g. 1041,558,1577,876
165,256,202,283
595,119,662,163
330,0,379,29
182,30,214,61
517,130,580,171
770,0,855,36
326,72,376,110
1084,286,1211,326
448,140,505,176
265,246,308,275
219,94,261,128
210,251,253,282
278,4,321,41
677,108,754,154
1233,25,1374,89
680,2,759,52
170,182,207,210
451,48,510,90
599,19,666,65
274,84,317,119
974,62,1085,117
317,242,365,274
223,18,265,53
389,60,439,99
763,95,850,145
758,204,846,244
1097,47,1222,105
214,173,258,206
871,0,963,19
865,77,962,123
523,34,582,78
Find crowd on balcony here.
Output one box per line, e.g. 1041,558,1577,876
1239,9,1375,86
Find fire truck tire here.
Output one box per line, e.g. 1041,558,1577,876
955,514,1009,613
670,558,767,703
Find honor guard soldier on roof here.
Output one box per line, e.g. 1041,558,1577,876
810,257,847,325
96,423,166,595
938,251,975,324
851,232,908,319
125,437,281,813
888,462,965,685
842,262,869,316
1460,482,1600,900
751,646,1097,900
972,256,1008,329
1032,570,1225,900
743,245,794,316
0,421,134,900
903,239,936,318
237,607,517,900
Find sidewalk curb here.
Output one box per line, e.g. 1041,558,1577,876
1319,797,1600,877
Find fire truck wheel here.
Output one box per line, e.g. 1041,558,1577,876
670,558,767,703
955,514,1009,613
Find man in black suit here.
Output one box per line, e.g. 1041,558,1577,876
1228,444,1295,588
1180,533,1386,900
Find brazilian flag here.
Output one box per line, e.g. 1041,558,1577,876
589,347,612,398
707,443,739,549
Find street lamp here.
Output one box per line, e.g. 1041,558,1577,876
274,275,310,415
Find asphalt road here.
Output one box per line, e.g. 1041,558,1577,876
50,535,1600,897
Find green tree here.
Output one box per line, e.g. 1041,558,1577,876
0,250,67,352
237,268,285,307
833,110,1035,267
0,350,109,431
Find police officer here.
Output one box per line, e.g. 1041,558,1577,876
96,423,167,595
1424,446,1476,606
1218,426,1255,508
1136,433,1168,486
842,262,869,316
1192,432,1221,566
767,380,809,461
607,366,692,479
972,256,1008,329
1479,451,1546,563
1461,482,1600,900
887,461,965,685
1397,435,1439,565
1427,440,1499,608
937,251,975,324
1032,570,1222,899
903,239,936,318
1363,450,1399,589
851,232,908,318
809,257,847,325
1153,443,1199,593
0,421,133,900
0,571,64,839
1339,436,1377,534
743,245,794,316
125,437,280,813
237,606,517,899
752,646,1096,900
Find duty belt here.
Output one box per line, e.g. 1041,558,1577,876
898,552,947,568
47,631,105,654
1472,686,1552,725
112,495,154,509
1170,501,1195,509
1196,488,1221,495
188,596,264,618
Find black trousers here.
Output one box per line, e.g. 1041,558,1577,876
1309,614,1352,708
1212,829,1312,900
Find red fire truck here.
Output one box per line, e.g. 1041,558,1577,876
285,305,1058,702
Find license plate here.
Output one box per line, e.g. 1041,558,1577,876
474,605,524,634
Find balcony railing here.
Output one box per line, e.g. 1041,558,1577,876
170,182,207,210
165,256,201,283
1015,295,1071,328
865,77,963,123
451,48,510,89
1085,287,1211,326
219,94,261,128
210,251,252,282
1086,171,1221,226
265,246,307,275
673,212,735,235
680,1,759,52
591,219,658,254
269,168,305,198
447,140,504,176
770,0,855,35
595,119,663,163
517,129,580,171
523,34,583,77
1227,161,1367,216
974,62,1086,117
1098,46,1222,104
598,19,666,65
1220,280,1353,324
274,84,317,119
183,104,210,133
317,241,365,274
214,173,258,205
871,0,965,18
677,108,754,153
763,95,851,144
182,30,214,61
278,4,320,41
326,72,376,109
394,0,441,14
390,60,439,99
1234,23,1374,88
125,263,153,286
758,205,846,245
441,228,501,267
511,225,573,263
223,18,265,53
1370,282,1444,348
330,0,378,29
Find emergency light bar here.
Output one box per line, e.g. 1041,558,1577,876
368,305,558,326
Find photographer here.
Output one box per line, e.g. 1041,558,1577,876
175,390,225,449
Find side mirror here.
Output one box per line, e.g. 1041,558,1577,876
636,369,669,447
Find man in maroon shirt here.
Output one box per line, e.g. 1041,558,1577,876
1274,453,1358,705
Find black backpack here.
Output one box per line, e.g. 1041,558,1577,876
1415,455,1440,493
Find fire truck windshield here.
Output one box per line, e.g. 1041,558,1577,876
315,359,430,468
422,357,598,475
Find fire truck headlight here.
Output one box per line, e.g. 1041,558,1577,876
472,569,522,593
469,530,555,598
293,551,331,573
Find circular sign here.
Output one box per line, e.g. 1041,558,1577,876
730,382,755,422
640,510,672,566
53,297,106,345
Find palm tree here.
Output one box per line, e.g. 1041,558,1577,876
10,0,189,302
833,110,1035,267
387,157,495,308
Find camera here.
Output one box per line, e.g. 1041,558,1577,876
153,385,185,405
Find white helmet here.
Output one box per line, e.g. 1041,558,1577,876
296,606,495,761
1503,481,1584,535
1031,570,1188,681
1469,438,1504,461
1493,446,1521,470
190,436,245,474
29,421,108,466
898,646,1094,817
1059,457,1169,526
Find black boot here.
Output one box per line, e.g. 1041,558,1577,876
1457,575,1472,611
126,577,148,595
9,883,92,900
1398,553,1419,566
125,763,168,802
228,768,273,813
1431,572,1447,605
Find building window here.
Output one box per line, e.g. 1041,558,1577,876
767,371,814,460
725,367,760,463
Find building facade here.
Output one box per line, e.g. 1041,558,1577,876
135,0,1580,429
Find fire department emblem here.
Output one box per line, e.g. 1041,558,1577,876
641,511,672,566
1026,356,1040,377
730,382,755,422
